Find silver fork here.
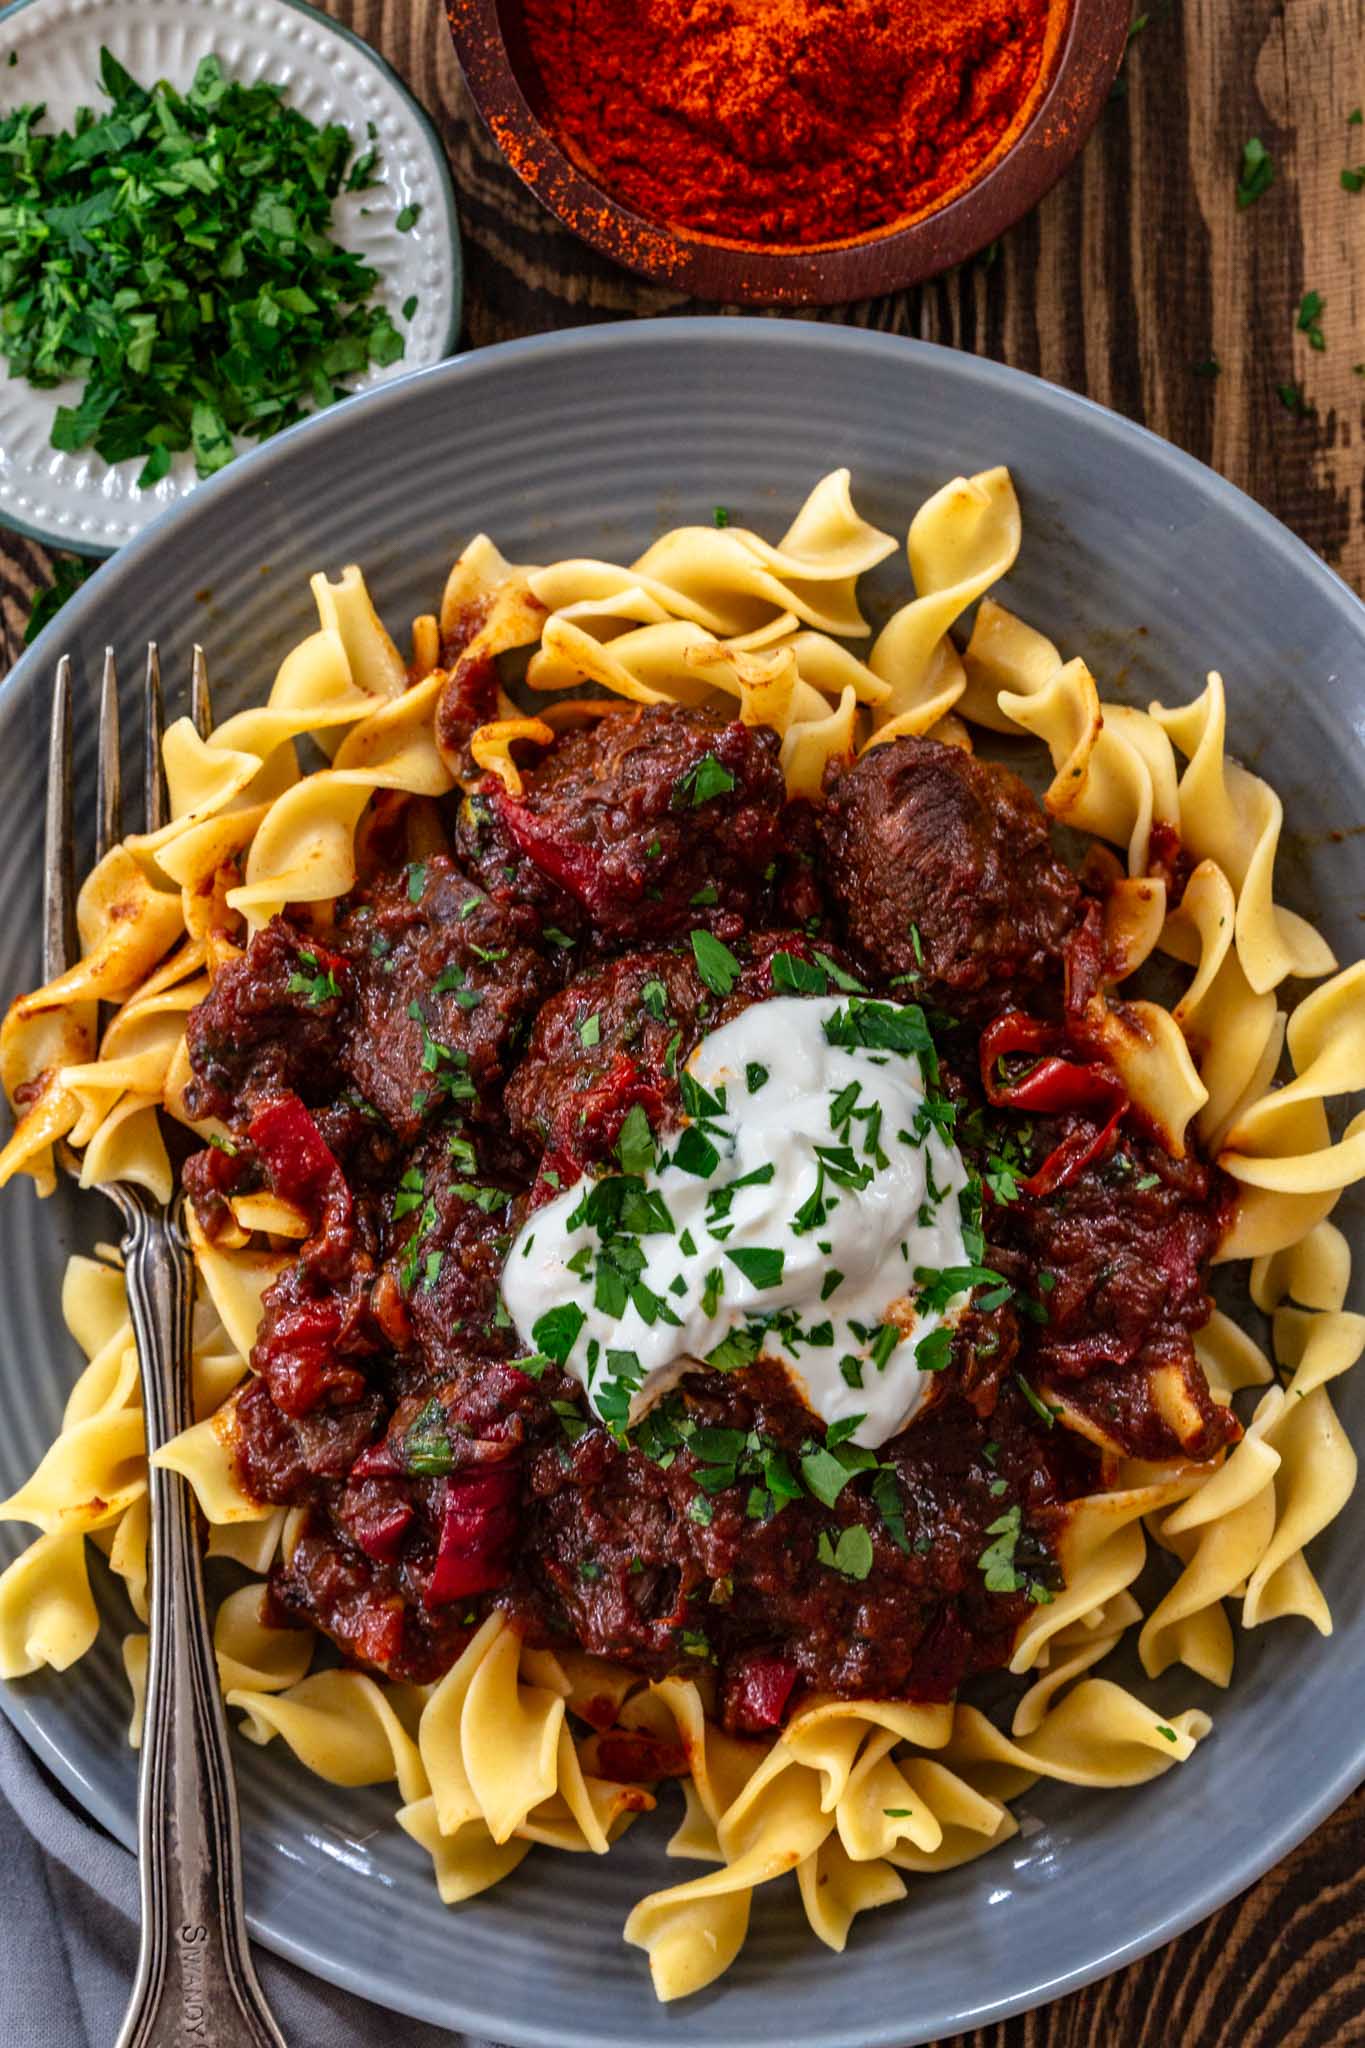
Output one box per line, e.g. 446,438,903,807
46,646,286,2048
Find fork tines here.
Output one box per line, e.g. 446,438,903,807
43,644,210,987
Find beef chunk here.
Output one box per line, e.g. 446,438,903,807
183,918,348,1123
333,855,552,1144
504,931,846,1183
459,705,785,944
822,737,1081,1017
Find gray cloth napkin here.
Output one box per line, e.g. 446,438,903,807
0,1715,486,2046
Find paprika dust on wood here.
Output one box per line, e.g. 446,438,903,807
519,0,1062,248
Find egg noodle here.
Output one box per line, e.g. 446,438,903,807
0,467,1361,2000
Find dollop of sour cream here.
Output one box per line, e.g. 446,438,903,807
502,996,972,1449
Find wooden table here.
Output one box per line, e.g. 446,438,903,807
4,1,1363,2040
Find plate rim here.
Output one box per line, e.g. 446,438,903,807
2,315,1364,2043
0,0,464,558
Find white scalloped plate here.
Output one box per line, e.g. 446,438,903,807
0,0,461,554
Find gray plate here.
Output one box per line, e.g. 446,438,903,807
0,320,1362,2046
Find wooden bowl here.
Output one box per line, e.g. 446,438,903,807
447,0,1130,306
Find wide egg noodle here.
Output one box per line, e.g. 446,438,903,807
0,468,1359,1999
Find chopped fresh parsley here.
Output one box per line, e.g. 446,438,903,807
1296,289,1326,351
817,1524,874,1581
578,1012,601,1048
1235,135,1275,208
813,951,864,993
745,1061,769,1093
0,50,405,487
771,950,826,996
691,928,740,996
978,1504,1024,1592
1015,1371,1061,1427
673,1124,720,1179
532,1303,586,1365
641,977,669,1021
676,753,736,807
726,1245,784,1289
286,948,340,1005
616,1103,656,1177
24,555,91,644
404,1397,453,1476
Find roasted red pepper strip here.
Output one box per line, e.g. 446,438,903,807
980,1010,1128,1196
1022,1102,1126,1199
247,1093,352,1232
980,1010,1125,1117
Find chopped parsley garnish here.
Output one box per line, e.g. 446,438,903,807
1235,135,1275,208
914,1326,953,1373
578,1012,601,1048
404,1397,453,1475
286,949,340,1005
398,1198,437,1291
691,928,741,996
392,1165,425,1221
726,1245,784,1289
978,1505,1024,1592
407,862,427,903
771,950,826,996
712,505,730,528
394,201,421,232
543,926,576,950
745,1061,769,1093
532,1302,586,1364
1296,290,1326,351
616,1103,656,1176
1015,1371,1061,1427
813,951,864,993
677,753,737,806
641,977,669,1021
24,555,91,644
673,1125,720,1178
817,1524,874,1580
0,50,406,489
871,1467,909,1552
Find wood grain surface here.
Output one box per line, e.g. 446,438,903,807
3,0,1364,2040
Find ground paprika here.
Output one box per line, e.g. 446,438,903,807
520,0,1058,247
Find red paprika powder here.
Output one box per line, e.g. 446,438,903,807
520,0,1058,248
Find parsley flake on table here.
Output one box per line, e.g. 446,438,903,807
1296,290,1326,350
1235,136,1275,208
0,49,406,488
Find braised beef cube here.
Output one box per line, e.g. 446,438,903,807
380,1148,520,1373
821,737,1081,1018
461,705,786,944
504,931,846,1181
454,785,584,928
232,1375,386,1502
505,947,706,1173
335,854,552,1143
183,916,349,1125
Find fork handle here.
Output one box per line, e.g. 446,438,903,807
115,1199,287,2048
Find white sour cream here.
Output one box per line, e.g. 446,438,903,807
501,995,972,1449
